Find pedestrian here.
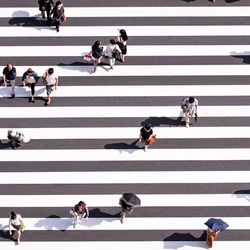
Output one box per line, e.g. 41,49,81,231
42,68,58,105
89,40,104,73
70,201,89,228
119,197,133,224
8,212,25,245
139,124,153,152
22,68,39,103
3,62,17,98
7,129,30,149
181,96,198,128
106,39,121,70
38,0,54,22
115,29,128,63
50,1,65,32
206,228,220,248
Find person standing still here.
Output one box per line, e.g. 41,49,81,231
38,0,54,22
9,212,24,245
22,68,39,103
42,68,58,105
181,97,198,128
3,63,17,98
139,124,153,152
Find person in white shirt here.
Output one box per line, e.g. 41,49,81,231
9,212,24,245
106,39,121,69
181,97,198,128
42,68,58,105
7,129,30,149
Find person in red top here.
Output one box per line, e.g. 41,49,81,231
70,201,89,228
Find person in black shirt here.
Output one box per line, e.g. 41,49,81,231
119,197,133,224
3,63,17,98
50,1,65,32
38,0,54,22
139,124,153,152
70,201,89,228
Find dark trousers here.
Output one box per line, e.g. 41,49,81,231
40,7,51,23
30,83,35,96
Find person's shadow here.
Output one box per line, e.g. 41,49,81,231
0,140,12,150
231,51,250,64
104,139,142,153
89,208,120,218
141,116,185,127
163,231,207,249
8,11,45,26
233,190,250,202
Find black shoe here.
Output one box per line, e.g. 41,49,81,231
12,94,15,99
32,99,35,103
42,14,45,19
56,26,59,32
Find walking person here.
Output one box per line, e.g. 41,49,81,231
9,212,25,245
181,97,198,128
139,124,153,152
7,129,30,149
22,68,39,103
89,40,104,73
42,68,58,105
119,193,141,224
38,0,54,22
3,62,17,98
50,1,65,32
115,29,128,63
70,201,89,228
106,39,121,70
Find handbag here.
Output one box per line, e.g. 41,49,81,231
146,135,157,145
112,50,120,59
83,55,92,62
61,13,66,22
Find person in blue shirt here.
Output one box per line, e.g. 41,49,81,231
89,40,104,73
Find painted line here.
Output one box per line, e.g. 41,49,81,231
0,171,249,184
1,45,250,57
1,85,250,98
2,65,250,77
0,194,248,207
3,7,250,17
0,106,250,118
1,127,250,140
0,148,250,162
0,241,249,250
0,26,250,37
0,217,246,230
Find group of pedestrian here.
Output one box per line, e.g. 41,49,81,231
3,64,58,105
38,0,65,32
9,194,140,244
88,29,128,72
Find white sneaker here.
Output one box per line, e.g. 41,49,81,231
186,122,189,128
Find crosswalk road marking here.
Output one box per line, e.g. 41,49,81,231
0,1,250,250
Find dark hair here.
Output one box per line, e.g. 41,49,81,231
48,68,54,74
110,39,115,45
27,68,33,74
7,62,12,67
189,97,195,103
78,201,85,206
120,29,128,41
56,1,61,6
10,212,16,220
93,40,101,50
145,124,151,130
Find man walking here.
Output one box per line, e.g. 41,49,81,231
3,63,17,98
181,97,198,128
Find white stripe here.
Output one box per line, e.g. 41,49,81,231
0,106,249,118
1,85,250,98
0,149,250,162
3,7,250,17
2,65,250,77
3,65,250,77
0,241,249,250
0,217,244,230
0,26,250,37
2,127,250,140
2,45,250,57
0,171,249,184
0,194,248,207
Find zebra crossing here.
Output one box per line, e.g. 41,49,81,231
0,0,250,249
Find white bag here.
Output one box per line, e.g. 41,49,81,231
83,55,92,61
22,136,30,143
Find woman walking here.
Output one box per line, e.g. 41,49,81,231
89,40,104,72
106,39,121,69
9,212,24,245
115,29,128,63
70,201,89,228
50,1,65,32
139,124,153,152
